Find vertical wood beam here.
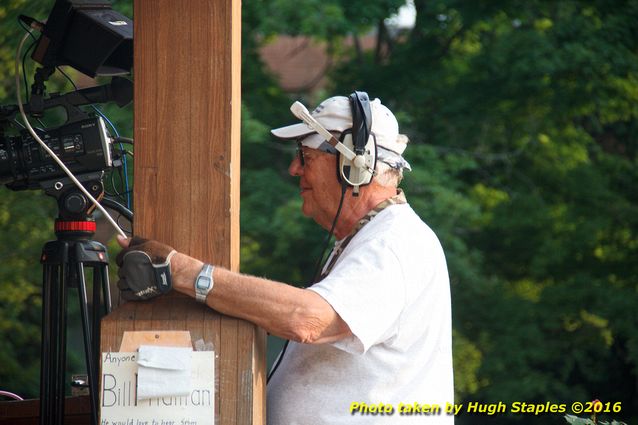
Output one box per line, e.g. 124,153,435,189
101,1,265,424
133,1,241,264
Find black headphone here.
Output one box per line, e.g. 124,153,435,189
337,91,377,195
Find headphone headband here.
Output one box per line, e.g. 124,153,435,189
349,91,372,155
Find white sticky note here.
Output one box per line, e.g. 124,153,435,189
136,345,192,400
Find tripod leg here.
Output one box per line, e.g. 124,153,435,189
91,265,110,382
77,264,98,425
101,264,112,314
92,268,101,373
39,264,55,425
40,241,69,425
54,260,69,425
93,264,112,379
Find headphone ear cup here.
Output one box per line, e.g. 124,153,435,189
338,132,376,188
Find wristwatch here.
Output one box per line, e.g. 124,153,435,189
195,264,214,303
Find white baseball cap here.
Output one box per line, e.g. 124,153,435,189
271,95,411,170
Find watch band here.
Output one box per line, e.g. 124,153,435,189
195,264,214,303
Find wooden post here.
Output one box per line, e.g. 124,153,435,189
101,1,266,424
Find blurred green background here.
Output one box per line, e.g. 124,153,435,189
1,1,637,424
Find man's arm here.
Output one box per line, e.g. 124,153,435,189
116,234,353,345
171,252,351,344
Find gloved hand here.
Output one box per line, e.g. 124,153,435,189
116,236,177,300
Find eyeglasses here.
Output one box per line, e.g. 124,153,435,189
296,143,329,166
295,138,338,167
296,141,306,166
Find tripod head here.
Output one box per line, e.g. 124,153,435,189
40,172,105,239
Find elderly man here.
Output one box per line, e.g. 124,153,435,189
117,92,454,424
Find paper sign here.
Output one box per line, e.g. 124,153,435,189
100,351,215,425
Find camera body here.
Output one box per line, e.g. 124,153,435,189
0,116,113,190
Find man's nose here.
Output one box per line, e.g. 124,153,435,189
288,156,303,177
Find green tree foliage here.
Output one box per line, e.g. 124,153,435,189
0,190,55,396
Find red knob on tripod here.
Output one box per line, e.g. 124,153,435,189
54,220,97,233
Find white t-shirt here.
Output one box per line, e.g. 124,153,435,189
267,203,454,424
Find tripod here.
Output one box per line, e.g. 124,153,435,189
38,174,112,425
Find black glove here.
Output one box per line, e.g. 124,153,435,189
116,236,177,300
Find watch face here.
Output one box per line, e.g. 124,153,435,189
196,278,211,290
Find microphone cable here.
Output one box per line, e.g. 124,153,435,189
311,182,348,282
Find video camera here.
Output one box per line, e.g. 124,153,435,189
0,77,132,191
